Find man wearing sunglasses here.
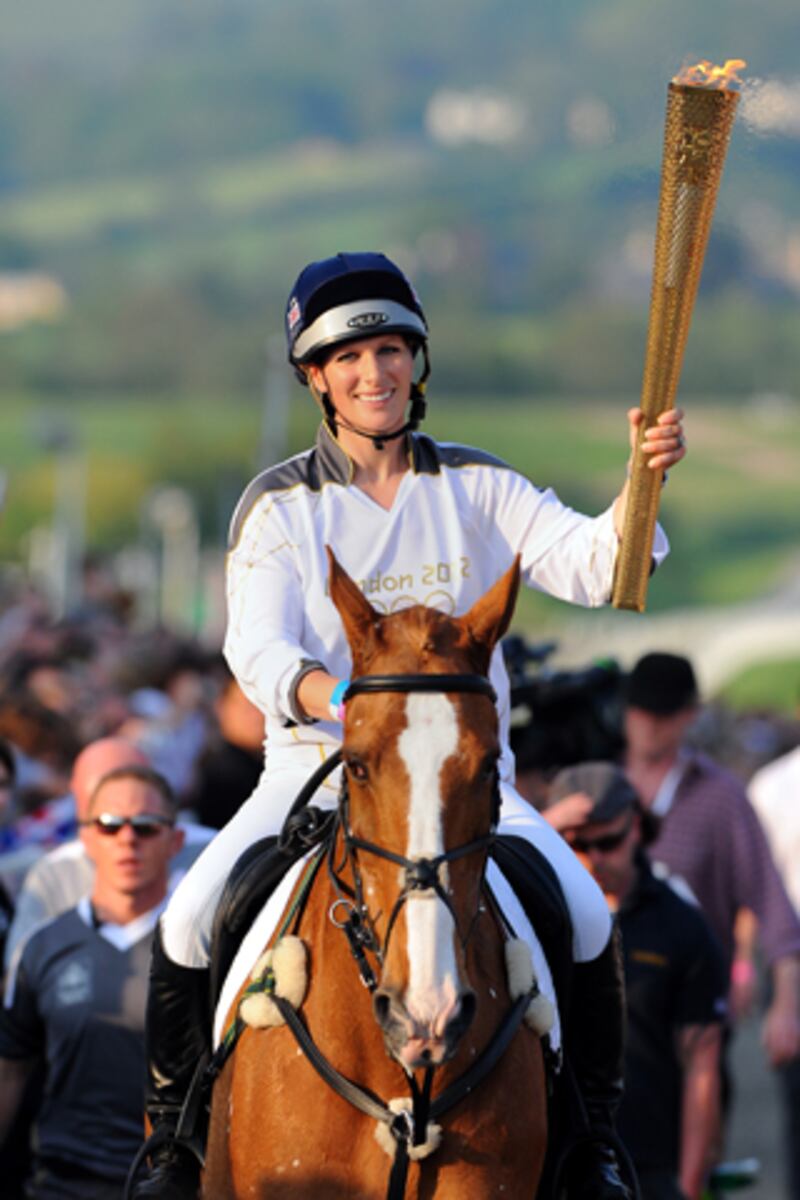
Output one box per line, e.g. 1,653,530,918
4,737,214,974
549,762,727,1200
0,764,183,1199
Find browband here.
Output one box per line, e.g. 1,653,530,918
345,674,496,704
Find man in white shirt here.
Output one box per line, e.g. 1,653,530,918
748,739,800,1200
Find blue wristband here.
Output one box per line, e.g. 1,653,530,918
329,679,350,722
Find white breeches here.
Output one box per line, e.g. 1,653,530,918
161,747,611,969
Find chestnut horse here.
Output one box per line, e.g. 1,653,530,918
203,552,548,1198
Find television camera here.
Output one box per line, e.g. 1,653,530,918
503,634,626,774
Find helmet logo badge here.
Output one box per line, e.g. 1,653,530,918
347,311,389,331
287,296,302,332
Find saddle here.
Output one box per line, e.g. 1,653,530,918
210,833,318,1011
490,835,574,1016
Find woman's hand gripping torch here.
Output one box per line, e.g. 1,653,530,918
612,59,745,612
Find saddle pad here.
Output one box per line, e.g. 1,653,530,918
213,853,561,1052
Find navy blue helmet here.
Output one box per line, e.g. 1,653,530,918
285,252,428,377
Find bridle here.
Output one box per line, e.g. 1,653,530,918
328,672,502,989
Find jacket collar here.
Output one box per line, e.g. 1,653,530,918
314,423,441,485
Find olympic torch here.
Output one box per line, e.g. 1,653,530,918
611,60,745,612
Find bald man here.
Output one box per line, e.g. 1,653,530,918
4,738,213,971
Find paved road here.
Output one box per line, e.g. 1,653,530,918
554,599,800,696
727,1011,787,1199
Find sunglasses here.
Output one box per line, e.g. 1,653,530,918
570,818,633,855
82,813,175,839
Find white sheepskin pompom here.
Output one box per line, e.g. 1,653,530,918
373,1098,442,1161
239,992,282,1030
505,937,534,999
271,936,308,1007
524,991,555,1036
505,938,554,1036
240,936,309,1030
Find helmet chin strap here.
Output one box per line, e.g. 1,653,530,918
331,417,409,452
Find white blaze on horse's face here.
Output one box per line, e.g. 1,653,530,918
397,692,461,1038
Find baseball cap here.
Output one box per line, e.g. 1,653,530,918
549,761,639,824
625,652,699,715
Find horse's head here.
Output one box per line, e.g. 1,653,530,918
327,547,520,1071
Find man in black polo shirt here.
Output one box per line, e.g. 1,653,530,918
0,765,184,1200
549,762,727,1200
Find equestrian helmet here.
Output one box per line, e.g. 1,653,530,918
285,252,428,380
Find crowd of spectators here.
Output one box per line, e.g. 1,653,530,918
0,569,263,913
522,653,800,1200
0,566,798,1198
0,567,264,1198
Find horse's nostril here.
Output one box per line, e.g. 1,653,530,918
457,990,477,1032
373,989,392,1027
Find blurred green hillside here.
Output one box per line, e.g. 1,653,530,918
3,0,800,399
0,0,798,614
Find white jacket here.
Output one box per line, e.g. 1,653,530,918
225,424,668,778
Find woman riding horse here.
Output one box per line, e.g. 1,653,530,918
131,252,687,1199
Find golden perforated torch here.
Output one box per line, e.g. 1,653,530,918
611,59,745,612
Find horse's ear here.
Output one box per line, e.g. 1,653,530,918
326,545,381,655
459,556,521,659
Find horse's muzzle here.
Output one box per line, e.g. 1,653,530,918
373,987,477,1069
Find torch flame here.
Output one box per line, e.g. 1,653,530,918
673,59,747,90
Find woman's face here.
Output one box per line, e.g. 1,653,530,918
308,334,415,437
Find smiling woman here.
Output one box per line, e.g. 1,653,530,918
307,333,416,481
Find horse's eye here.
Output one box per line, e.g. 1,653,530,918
346,758,369,784
480,754,499,781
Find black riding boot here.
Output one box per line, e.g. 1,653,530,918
564,926,634,1199
130,927,211,1200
